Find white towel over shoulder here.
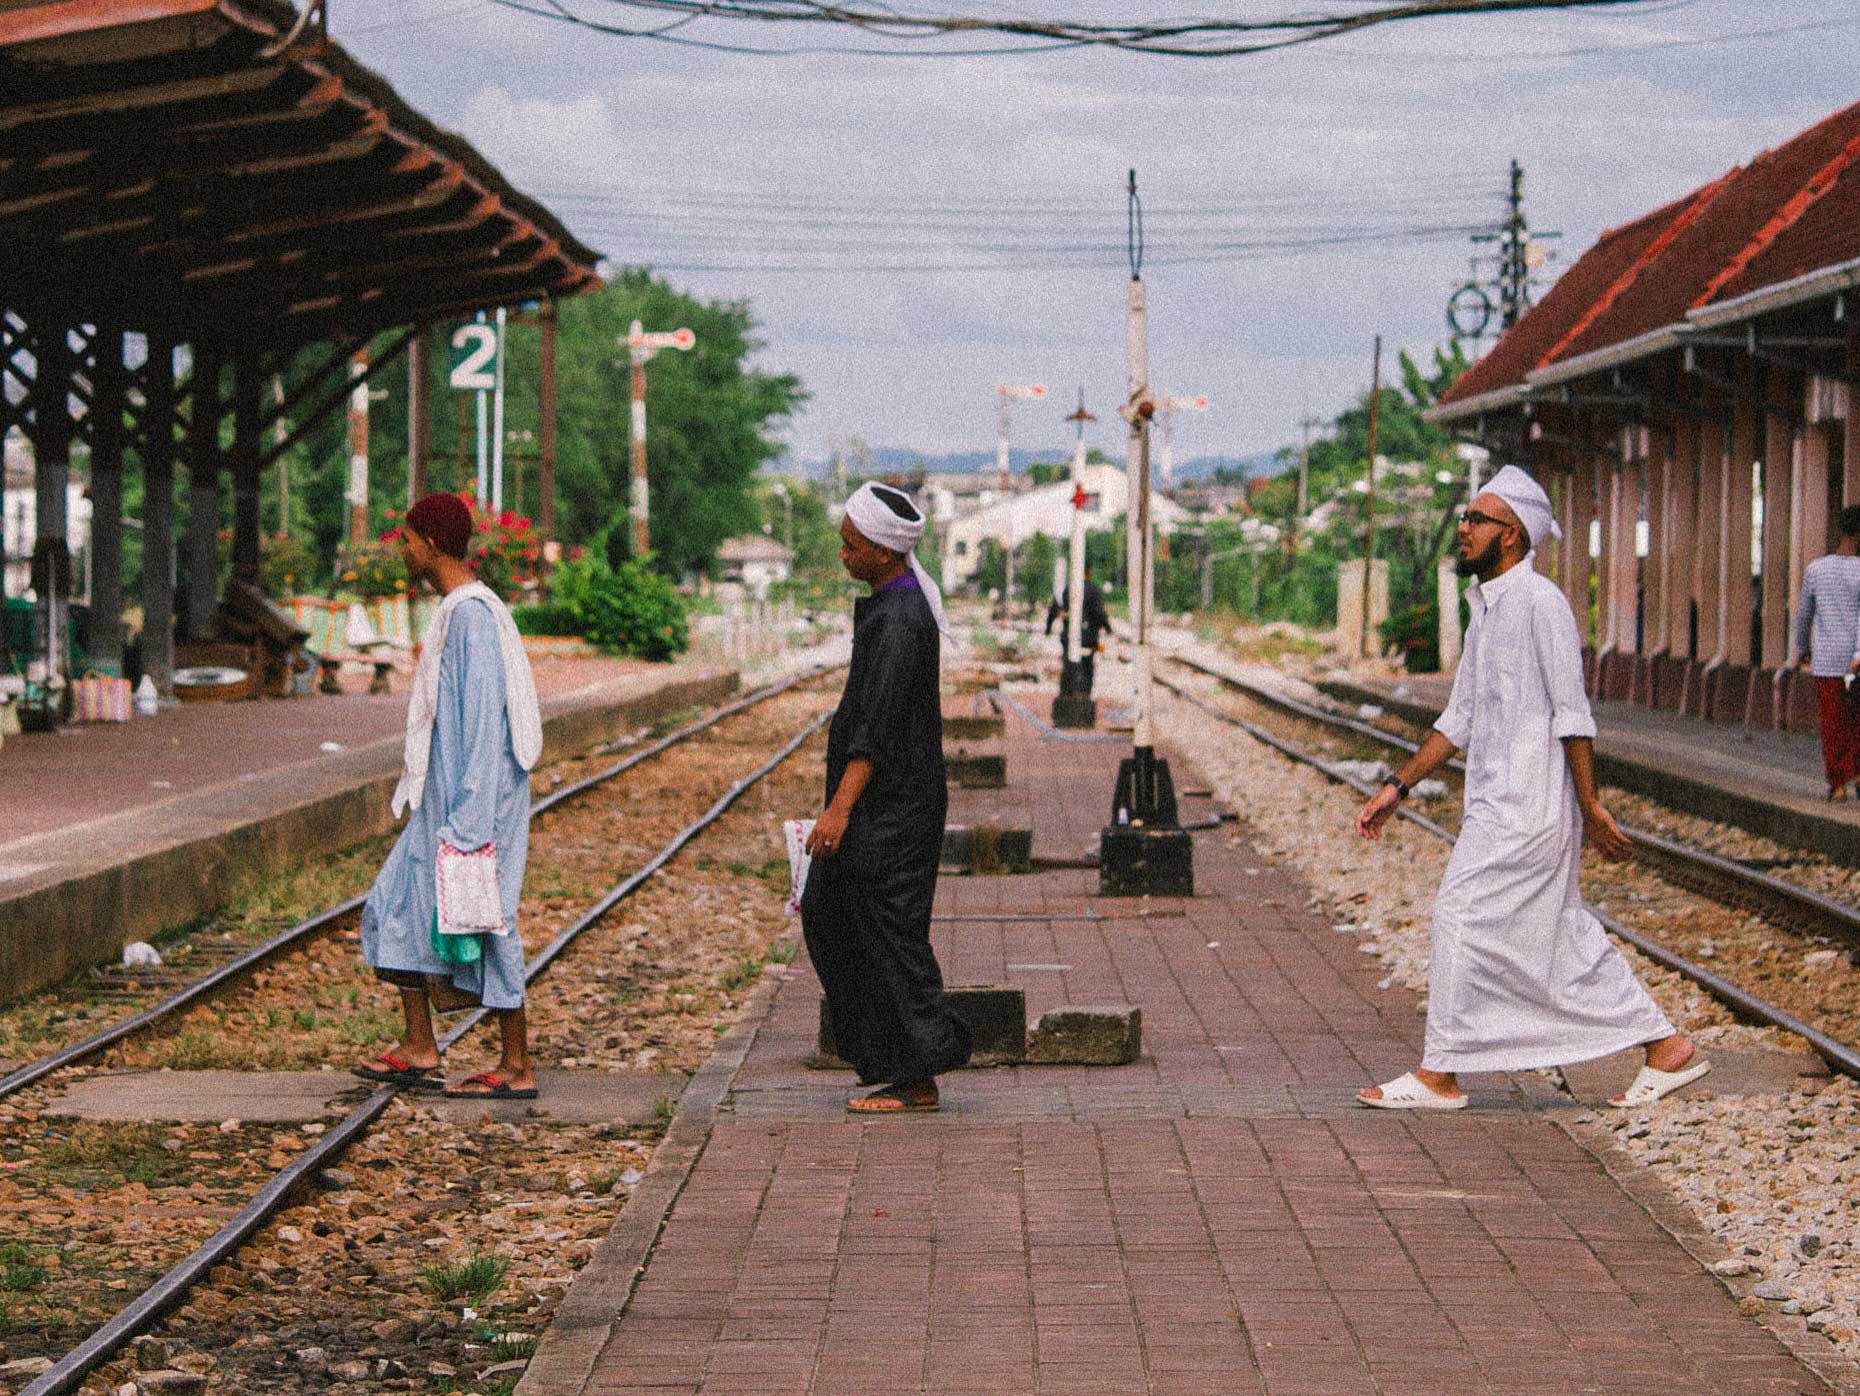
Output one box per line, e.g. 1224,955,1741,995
391,582,543,817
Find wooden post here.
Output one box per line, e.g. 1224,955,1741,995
408,327,431,505
1643,426,1669,660
141,336,177,698
1847,332,1860,508
1692,413,1725,666
1760,364,1796,672
183,343,223,641
32,324,75,683
89,324,126,672
1723,384,1757,669
1565,452,1594,645
1667,415,1698,662
230,356,262,587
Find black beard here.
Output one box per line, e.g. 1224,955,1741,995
1454,536,1501,578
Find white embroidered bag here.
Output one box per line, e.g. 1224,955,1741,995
436,841,508,936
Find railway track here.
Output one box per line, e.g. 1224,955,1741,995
1151,665,1860,1085
8,673,840,1396
0,668,833,1107
1164,653,1860,955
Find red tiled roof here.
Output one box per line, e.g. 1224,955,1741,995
1436,99,1860,414
1436,195,1693,408
1708,121,1860,304
1561,101,1860,362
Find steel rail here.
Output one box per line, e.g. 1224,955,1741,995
21,704,834,1396
1165,653,1860,948
0,668,834,1106
1154,673,1860,1084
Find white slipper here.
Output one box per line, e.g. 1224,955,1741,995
1609,1058,1711,1108
1357,1072,1468,1110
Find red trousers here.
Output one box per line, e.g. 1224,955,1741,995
1816,676,1860,791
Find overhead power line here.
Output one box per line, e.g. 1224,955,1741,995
483,0,1666,58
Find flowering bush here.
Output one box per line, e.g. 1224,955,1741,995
260,532,319,598
548,555,689,661
463,496,542,601
335,539,409,599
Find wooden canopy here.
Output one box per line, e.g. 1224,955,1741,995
0,0,603,350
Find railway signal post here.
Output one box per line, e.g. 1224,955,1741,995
1101,169,1192,897
1054,390,1098,729
621,321,696,557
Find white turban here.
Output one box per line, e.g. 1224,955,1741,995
1482,464,1561,549
844,482,949,636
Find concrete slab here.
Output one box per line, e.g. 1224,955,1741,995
424,1069,688,1125
1560,1046,1831,1106
45,1068,689,1124
46,1070,357,1122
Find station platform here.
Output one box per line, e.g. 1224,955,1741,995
518,689,1844,1396
0,654,744,1001
1309,666,1860,866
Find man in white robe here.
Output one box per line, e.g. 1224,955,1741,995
1352,466,1708,1110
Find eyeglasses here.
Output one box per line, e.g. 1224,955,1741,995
1458,508,1514,531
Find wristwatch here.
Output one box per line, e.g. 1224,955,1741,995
1383,776,1411,801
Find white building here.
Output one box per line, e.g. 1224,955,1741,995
940,462,1187,588
715,533,794,597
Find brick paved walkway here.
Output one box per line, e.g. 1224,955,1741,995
544,690,1833,1396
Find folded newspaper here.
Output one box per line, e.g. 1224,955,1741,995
783,819,816,917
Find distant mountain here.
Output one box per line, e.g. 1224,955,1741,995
777,446,1282,481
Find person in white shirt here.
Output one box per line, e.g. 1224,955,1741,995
1790,506,1860,800
1351,466,1707,1111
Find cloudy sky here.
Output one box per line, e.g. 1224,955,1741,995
340,1,1857,470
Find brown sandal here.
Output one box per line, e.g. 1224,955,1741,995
846,1087,939,1114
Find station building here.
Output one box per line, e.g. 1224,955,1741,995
0,0,600,698
1428,99,1860,734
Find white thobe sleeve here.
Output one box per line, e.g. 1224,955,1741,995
1530,591,1597,740
1433,636,1474,751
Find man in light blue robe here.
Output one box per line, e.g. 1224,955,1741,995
353,492,541,1099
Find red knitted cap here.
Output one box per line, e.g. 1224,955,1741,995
406,492,473,559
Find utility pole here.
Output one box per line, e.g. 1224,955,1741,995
1103,168,1190,895
1465,160,1560,333
620,319,696,558
995,383,1045,607
1359,335,1382,660
1296,414,1322,527
347,347,369,547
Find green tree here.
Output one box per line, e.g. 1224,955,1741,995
508,272,804,578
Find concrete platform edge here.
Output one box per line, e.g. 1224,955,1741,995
514,941,789,1396
1557,1114,1860,1395
1317,676,1860,864
4,669,739,1004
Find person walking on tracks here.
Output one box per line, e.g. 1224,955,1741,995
353,491,544,1100
1790,505,1860,801
1044,562,1111,693
1353,466,1707,1111
803,482,972,1113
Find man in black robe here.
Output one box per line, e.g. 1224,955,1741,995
803,483,971,1113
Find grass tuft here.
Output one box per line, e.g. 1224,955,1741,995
421,1251,509,1303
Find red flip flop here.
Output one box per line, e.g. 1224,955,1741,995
352,1051,442,1089
443,1071,539,1100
